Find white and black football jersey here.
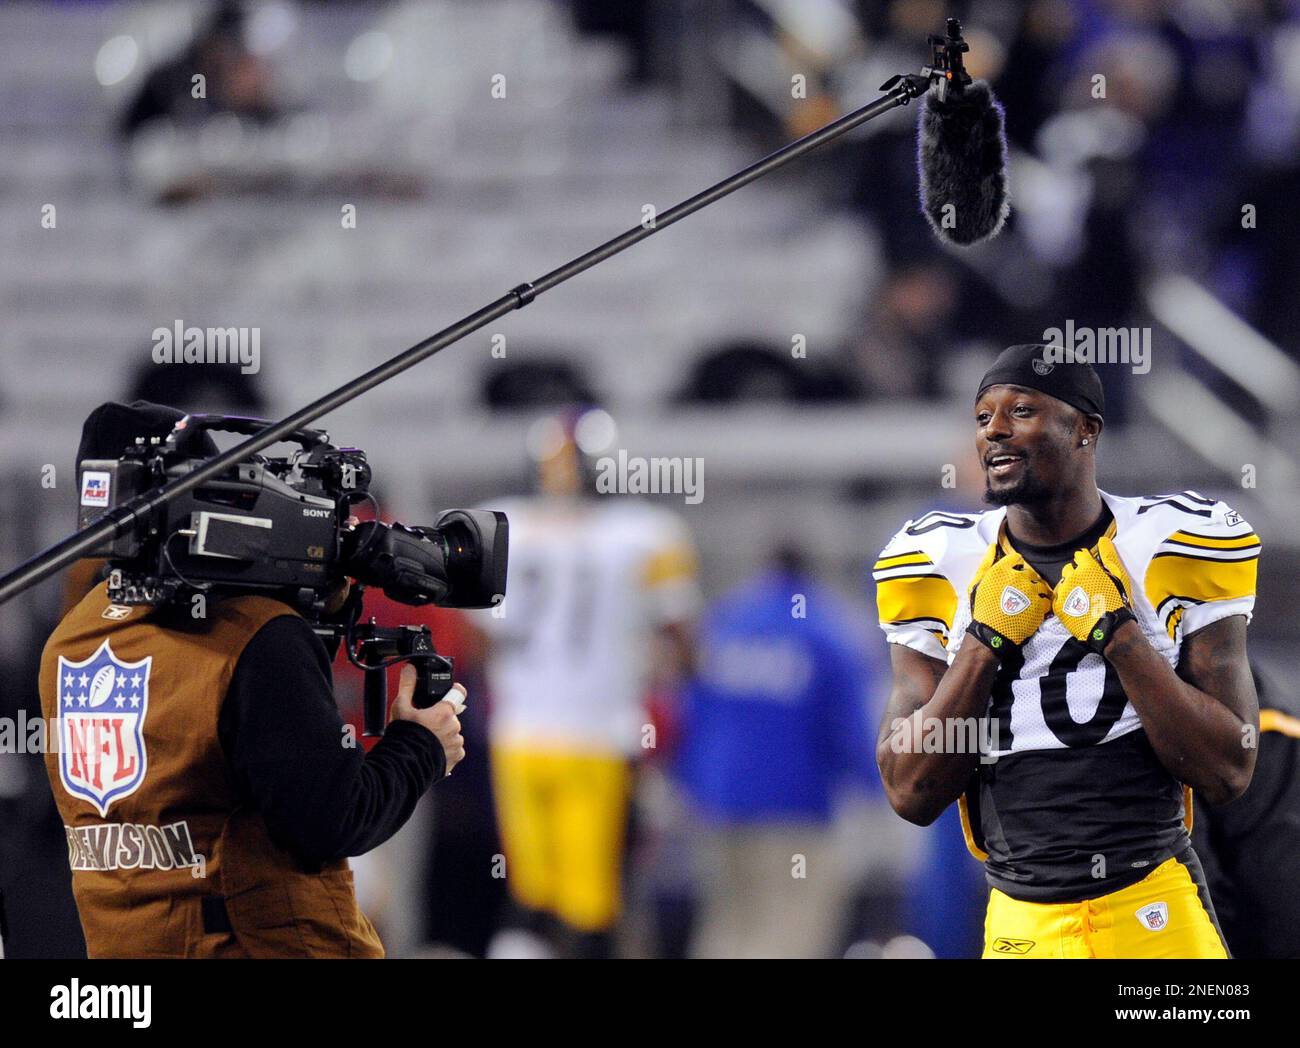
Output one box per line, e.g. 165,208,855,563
874,490,1260,901
477,496,699,756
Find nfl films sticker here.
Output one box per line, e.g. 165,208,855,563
57,640,150,817
1135,901,1169,931
80,471,111,508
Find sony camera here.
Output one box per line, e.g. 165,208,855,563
76,413,507,723
77,413,506,613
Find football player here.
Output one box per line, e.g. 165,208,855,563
476,407,699,958
874,343,1260,959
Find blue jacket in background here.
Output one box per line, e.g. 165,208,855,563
676,570,882,824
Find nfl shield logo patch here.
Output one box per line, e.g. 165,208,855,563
999,585,1030,616
1135,901,1169,931
1062,585,1091,618
57,640,151,817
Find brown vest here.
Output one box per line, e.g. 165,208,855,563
39,581,384,959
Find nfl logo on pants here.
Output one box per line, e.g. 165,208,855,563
57,640,151,817
1135,902,1169,931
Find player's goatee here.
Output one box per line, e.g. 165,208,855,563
983,470,1052,507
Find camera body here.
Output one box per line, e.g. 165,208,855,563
77,413,507,617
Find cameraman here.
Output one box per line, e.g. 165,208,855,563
37,402,465,958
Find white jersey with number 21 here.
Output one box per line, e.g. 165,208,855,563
480,497,699,756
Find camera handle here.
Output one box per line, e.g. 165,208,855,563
163,413,330,452
330,619,455,738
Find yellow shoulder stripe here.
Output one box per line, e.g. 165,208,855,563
643,543,698,588
876,574,958,632
1145,551,1257,609
1168,530,1260,551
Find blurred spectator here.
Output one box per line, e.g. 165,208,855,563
849,263,963,399
903,804,988,958
677,544,880,958
1209,160,1300,358
995,0,1078,150
119,0,277,140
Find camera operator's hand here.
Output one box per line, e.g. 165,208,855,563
389,664,466,776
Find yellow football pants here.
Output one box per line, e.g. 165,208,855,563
983,854,1228,959
490,746,633,933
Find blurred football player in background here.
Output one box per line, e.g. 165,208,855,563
474,407,699,958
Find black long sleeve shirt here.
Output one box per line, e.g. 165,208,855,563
217,615,445,868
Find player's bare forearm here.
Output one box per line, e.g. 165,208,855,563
876,640,999,825
1103,615,1258,805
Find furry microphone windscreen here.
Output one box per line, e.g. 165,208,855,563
917,80,1010,246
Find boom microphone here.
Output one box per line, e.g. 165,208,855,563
917,79,1010,246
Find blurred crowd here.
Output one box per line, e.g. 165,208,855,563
616,0,1300,421
54,0,1300,422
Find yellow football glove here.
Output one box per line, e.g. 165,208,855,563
965,544,1053,659
1053,535,1135,653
